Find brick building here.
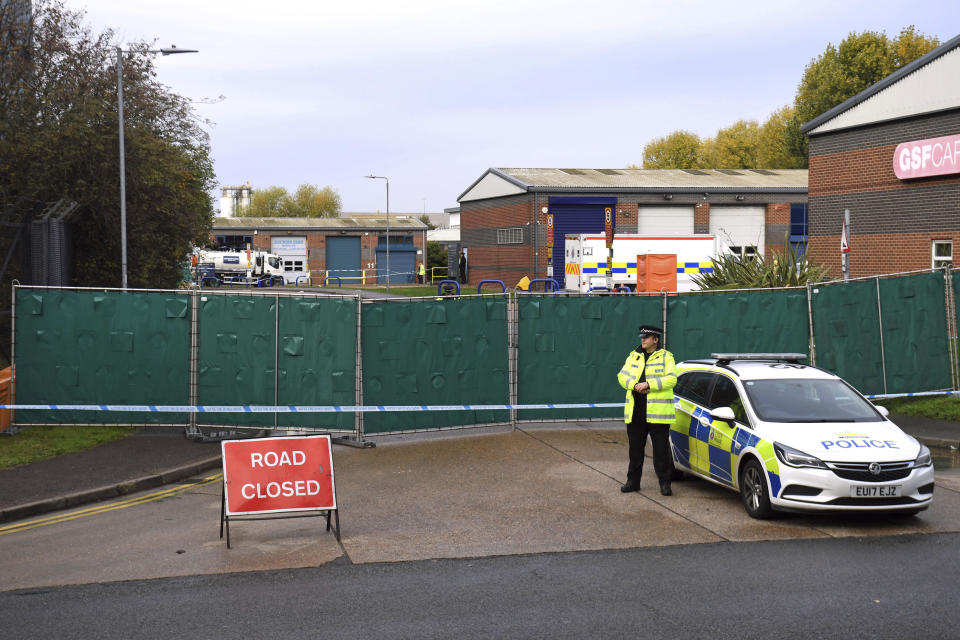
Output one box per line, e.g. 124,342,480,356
210,216,427,285
457,168,808,288
802,34,960,278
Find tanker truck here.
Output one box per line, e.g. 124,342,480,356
195,248,284,285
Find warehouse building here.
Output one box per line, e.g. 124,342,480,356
209,216,427,285
457,168,808,287
802,33,960,277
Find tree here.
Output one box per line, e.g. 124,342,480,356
638,130,703,169
0,0,216,289
790,26,939,159
633,26,939,170
238,184,342,218
245,186,287,217
418,214,437,230
756,106,806,169
426,241,447,269
701,120,761,169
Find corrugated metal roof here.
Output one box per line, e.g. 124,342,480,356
212,216,427,230
801,32,960,135
491,167,808,191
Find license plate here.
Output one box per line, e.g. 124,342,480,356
850,485,901,498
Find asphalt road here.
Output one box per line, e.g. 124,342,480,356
1,533,958,640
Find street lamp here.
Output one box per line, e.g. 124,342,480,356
364,174,390,292
117,45,197,289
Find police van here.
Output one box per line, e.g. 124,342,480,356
669,354,935,518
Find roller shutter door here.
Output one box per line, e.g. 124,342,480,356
376,244,417,284
550,202,609,288
326,236,362,284
709,206,765,257
637,206,694,235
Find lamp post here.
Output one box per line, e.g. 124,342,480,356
365,174,390,292
117,45,197,289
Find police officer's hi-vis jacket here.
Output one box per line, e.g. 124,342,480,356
617,348,677,424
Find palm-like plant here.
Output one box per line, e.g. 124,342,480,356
690,239,830,290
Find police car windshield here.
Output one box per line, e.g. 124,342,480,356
742,378,882,423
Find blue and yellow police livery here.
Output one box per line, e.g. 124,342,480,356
668,354,935,519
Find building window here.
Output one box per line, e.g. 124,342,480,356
497,227,524,244
789,203,808,258
216,234,253,250
932,240,953,269
727,245,758,261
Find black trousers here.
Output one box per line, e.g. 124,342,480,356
626,420,673,485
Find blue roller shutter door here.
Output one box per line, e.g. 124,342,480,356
326,236,362,284
376,237,417,284
549,199,612,288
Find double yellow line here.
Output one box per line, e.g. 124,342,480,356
0,472,223,536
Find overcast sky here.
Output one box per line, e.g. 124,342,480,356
75,0,960,214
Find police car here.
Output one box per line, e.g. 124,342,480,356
669,353,935,519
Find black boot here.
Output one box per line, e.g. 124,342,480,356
621,480,640,493
659,482,672,496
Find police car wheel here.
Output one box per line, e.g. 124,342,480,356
739,458,774,519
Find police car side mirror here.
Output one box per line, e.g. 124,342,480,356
712,406,736,423
874,405,890,418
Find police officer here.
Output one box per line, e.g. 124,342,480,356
617,325,677,496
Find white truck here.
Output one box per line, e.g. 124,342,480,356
563,234,724,293
195,249,285,284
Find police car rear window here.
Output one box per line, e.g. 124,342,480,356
676,372,714,405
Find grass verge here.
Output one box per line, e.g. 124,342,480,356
875,395,960,422
0,426,134,469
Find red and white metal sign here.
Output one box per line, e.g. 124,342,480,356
222,435,336,516
546,214,554,247
893,133,960,180
840,218,850,254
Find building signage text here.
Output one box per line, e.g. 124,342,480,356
893,133,960,179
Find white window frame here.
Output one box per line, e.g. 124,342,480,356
497,227,524,244
932,240,953,269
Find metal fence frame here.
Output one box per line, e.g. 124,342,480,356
9,267,960,441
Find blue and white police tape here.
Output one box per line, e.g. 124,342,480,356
0,403,625,413
2,390,957,412
865,390,960,400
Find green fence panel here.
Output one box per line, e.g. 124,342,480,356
810,279,884,395
516,295,662,421
666,288,809,364
954,271,960,385
361,297,509,433
196,293,279,428
14,288,190,424
275,296,357,431
879,272,952,394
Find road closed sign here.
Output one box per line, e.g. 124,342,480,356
222,435,336,516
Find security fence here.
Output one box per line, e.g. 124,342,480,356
8,267,960,439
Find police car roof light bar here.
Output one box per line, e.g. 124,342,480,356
711,353,808,364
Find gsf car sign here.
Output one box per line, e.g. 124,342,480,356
222,435,336,516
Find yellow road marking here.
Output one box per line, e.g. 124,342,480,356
0,472,223,536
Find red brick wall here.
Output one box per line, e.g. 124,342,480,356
808,231,960,279
807,110,960,278
694,202,710,229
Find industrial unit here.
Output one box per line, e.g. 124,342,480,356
209,216,427,285
802,33,960,278
457,168,808,288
